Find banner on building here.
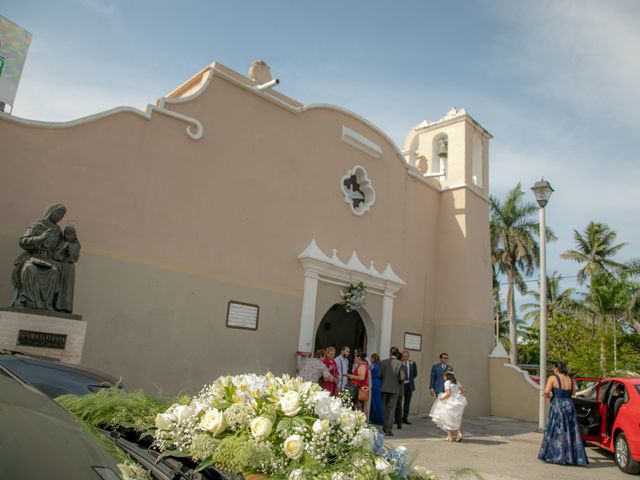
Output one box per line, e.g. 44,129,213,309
0,15,32,108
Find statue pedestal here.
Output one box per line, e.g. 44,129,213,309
0,308,86,364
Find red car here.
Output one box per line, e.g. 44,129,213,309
573,377,640,474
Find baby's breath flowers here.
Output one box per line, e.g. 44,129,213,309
223,403,253,431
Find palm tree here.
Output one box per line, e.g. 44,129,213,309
625,283,640,334
561,222,626,285
491,183,554,364
622,258,640,334
491,219,504,345
584,272,629,373
562,222,633,372
621,258,640,334
520,272,577,326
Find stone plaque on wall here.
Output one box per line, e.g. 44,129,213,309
404,332,422,351
226,301,259,331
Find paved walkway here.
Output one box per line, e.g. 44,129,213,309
384,414,626,480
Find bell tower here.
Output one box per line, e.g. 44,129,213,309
402,107,494,414
402,106,491,196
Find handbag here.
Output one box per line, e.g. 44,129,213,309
347,383,359,403
358,385,370,402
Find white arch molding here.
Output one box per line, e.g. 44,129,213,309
297,239,406,357
313,304,377,361
357,308,377,358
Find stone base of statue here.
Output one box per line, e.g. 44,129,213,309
0,307,86,364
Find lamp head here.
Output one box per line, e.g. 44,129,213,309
531,178,554,208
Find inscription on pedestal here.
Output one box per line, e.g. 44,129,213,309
1,309,85,364
17,329,68,349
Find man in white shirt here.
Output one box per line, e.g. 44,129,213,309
335,346,350,391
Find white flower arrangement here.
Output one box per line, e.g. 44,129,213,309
153,373,434,479
341,282,367,312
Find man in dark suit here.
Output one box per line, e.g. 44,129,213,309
429,352,453,397
393,349,404,429
400,350,418,424
380,346,403,436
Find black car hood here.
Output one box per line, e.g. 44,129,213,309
0,371,123,480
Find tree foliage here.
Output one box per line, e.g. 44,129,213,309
561,222,626,285
490,183,555,363
490,186,640,376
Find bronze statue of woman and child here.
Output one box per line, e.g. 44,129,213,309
10,203,81,314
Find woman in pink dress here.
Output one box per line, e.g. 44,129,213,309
322,346,339,395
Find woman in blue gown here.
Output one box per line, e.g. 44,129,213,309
538,361,589,465
368,353,383,426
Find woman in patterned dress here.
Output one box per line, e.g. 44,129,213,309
538,361,589,465
322,346,339,395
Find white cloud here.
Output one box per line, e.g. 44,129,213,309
11,43,166,121
492,134,640,251
495,0,640,129
12,74,150,122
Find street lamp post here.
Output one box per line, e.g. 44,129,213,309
531,178,553,432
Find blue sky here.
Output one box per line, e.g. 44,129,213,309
4,0,640,307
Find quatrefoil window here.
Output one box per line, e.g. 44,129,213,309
340,165,376,216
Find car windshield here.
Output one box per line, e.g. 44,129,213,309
636,385,640,395
0,353,120,398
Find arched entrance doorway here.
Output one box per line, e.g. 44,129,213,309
297,240,405,359
314,304,367,355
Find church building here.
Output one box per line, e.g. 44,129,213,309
0,61,493,416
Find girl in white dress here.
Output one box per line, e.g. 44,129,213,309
429,371,467,442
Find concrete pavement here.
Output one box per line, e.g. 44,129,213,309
384,414,627,480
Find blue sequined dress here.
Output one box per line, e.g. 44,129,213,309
538,375,589,465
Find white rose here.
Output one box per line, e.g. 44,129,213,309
314,396,342,422
310,390,330,405
354,427,375,450
199,408,226,435
283,434,304,459
338,410,357,432
280,391,302,417
289,468,304,479
174,404,195,423
155,413,176,431
312,419,330,435
190,399,205,415
250,416,273,440
375,457,393,475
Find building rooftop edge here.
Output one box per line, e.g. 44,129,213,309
414,112,493,139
